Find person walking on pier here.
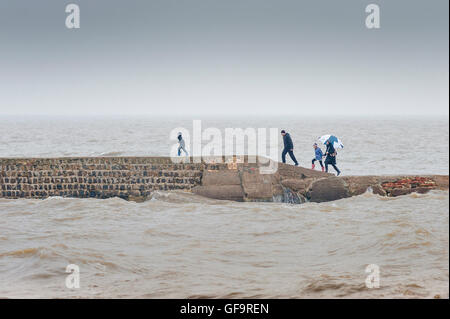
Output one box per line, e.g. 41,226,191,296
177,132,189,157
281,130,299,166
312,143,324,172
324,140,341,176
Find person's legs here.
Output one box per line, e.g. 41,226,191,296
324,157,330,172
319,160,324,171
288,150,298,166
311,158,316,169
282,149,288,163
177,146,181,156
331,164,341,175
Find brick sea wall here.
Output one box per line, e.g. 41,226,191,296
0,157,207,201
1,157,448,203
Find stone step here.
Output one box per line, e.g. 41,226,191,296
192,185,244,202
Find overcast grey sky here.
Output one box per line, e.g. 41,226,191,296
0,0,448,116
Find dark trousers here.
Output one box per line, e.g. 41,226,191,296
325,156,340,174
282,148,298,165
312,159,324,167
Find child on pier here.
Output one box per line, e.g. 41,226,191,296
312,143,324,172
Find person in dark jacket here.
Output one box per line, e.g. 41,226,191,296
281,130,299,166
324,140,341,176
177,132,188,156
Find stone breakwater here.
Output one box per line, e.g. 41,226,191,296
0,157,448,203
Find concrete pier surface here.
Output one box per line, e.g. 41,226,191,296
0,156,448,203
